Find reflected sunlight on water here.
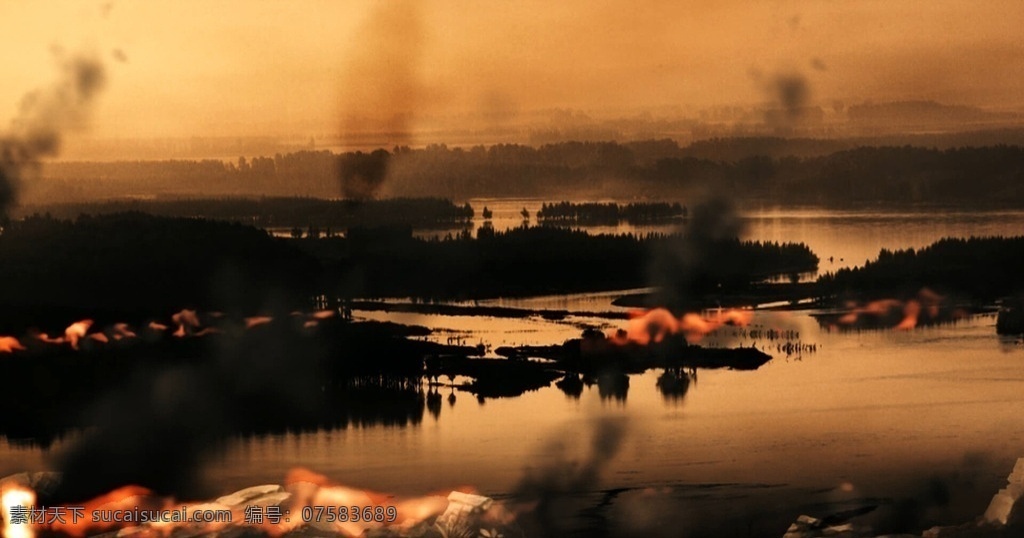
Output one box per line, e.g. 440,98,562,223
192,311,1022,500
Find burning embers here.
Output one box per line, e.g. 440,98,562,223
0,308,339,356
0,469,520,538
608,307,753,346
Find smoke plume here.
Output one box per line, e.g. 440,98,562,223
513,417,629,537
646,197,746,309
772,72,810,121
337,1,424,200
748,67,813,131
1,51,106,223
51,313,328,502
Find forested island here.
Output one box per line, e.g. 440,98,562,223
819,237,1024,301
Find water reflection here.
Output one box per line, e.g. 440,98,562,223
0,373,433,447
656,367,697,403
555,374,584,399
595,372,629,402
426,388,442,421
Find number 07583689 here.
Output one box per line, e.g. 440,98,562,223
300,505,397,523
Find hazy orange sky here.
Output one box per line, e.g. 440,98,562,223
1,0,1022,142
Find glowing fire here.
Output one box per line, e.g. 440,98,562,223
832,288,963,331
5,305,340,358
1,484,36,538
609,307,753,345
281,468,449,536
112,323,136,341
244,316,273,329
171,309,201,337
31,332,63,345
57,485,159,537
63,320,94,350
23,320,135,350
0,336,26,354
3,469,507,538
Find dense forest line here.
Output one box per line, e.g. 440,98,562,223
295,225,819,300
819,236,1024,301
0,213,819,328
5,212,1024,336
537,201,687,224
27,139,1024,208
20,197,473,230
0,212,320,325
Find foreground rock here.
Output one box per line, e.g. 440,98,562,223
0,473,520,538
983,457,1024,526
782,457,1024,538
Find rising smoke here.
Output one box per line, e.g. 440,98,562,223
772,72,810,121
0,52,106,223
646,197,745,310
337,0,424,200
748,66,813,132
513,417,629,537
51,313,329,502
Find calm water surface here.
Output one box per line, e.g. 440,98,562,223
461,200,1024,272
218,309,1022,535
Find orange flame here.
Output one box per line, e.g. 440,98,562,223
31,332,64,345
1,483,36,538
282,468,449,536
834,288,956,331
244,316,273,329
293,310,335,329
64,320,94,350
112,323,137,340
52,485,159,537
171,309,201,338
8,307,348,357
610,307,753,345
8,469,498,538
0,336,26,353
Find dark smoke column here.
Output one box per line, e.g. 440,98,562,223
336,1,424,200
0,52,106,224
